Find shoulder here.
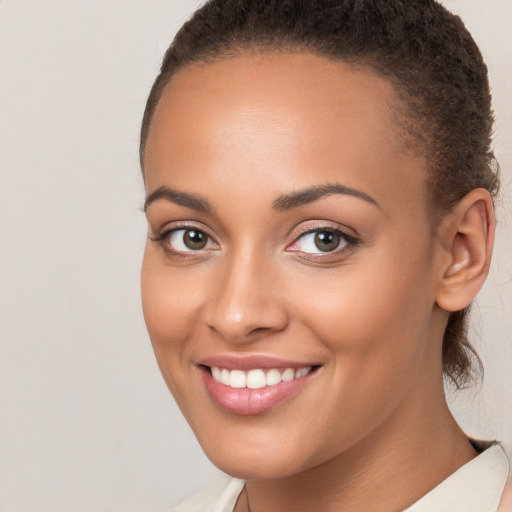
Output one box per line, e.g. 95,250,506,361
172,478,245,512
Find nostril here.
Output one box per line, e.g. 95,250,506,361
248,326,270,335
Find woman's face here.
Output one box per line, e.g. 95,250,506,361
141,53,446,479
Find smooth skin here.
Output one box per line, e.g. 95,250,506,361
141,53,494,512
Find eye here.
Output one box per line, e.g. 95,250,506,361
169,228,215,251
152,227,218,253
288,228,355,255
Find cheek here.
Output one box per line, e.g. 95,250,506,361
140,248,202,373
294,242,435,391
282,256,435,457
141,249,213,416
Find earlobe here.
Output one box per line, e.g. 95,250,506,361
435,188,495,312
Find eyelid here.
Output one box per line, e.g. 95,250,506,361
150,220,215,241
148,220,359,259
149,222,220,255
286,222,359,256
288,221,358,244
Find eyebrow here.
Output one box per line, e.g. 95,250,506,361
144,182,379,214
144,186,213,213
272,183,380,211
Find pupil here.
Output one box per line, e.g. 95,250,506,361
314,231,340,252
184,230,207,249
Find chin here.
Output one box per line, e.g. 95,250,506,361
208,451,307,481
194,426,317,481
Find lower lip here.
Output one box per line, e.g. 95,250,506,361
201,368,315,415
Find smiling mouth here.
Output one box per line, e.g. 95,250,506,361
208,366,315,388
199,364,321,415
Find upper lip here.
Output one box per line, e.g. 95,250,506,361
197,354,320,371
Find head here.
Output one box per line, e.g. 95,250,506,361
139,0,497,479
141,0,499,388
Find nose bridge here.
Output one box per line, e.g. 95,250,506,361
206,244,287,342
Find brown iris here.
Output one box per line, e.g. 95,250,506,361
183,229,208,250
314,230,341,252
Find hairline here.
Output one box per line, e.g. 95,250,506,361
141,45,419,160
140,46,443,234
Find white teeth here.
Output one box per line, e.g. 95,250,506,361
212,367,222,381
229,370,247,388
299,366,312,378
281,368,295,382
266,368,282,386
295,367,310,378
247,369,266,389
210,366,313,388
221,368,230,386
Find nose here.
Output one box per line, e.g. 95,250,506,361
205,250,289,343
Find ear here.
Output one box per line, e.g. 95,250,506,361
435,188,495,312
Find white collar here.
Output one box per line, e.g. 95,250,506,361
184,442,510,512
404,443,510,512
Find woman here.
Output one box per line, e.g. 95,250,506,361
140,0,510,510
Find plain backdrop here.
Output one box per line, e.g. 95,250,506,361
1,1,511,511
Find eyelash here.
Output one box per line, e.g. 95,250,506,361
286,225,359,257
149,223,359,258
149,224,216,257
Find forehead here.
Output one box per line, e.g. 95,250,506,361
144,53,427,217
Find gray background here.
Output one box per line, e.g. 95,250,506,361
1,1,511,511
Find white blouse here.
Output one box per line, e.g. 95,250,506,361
173,443,511,512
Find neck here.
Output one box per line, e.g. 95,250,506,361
236,384,477,512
